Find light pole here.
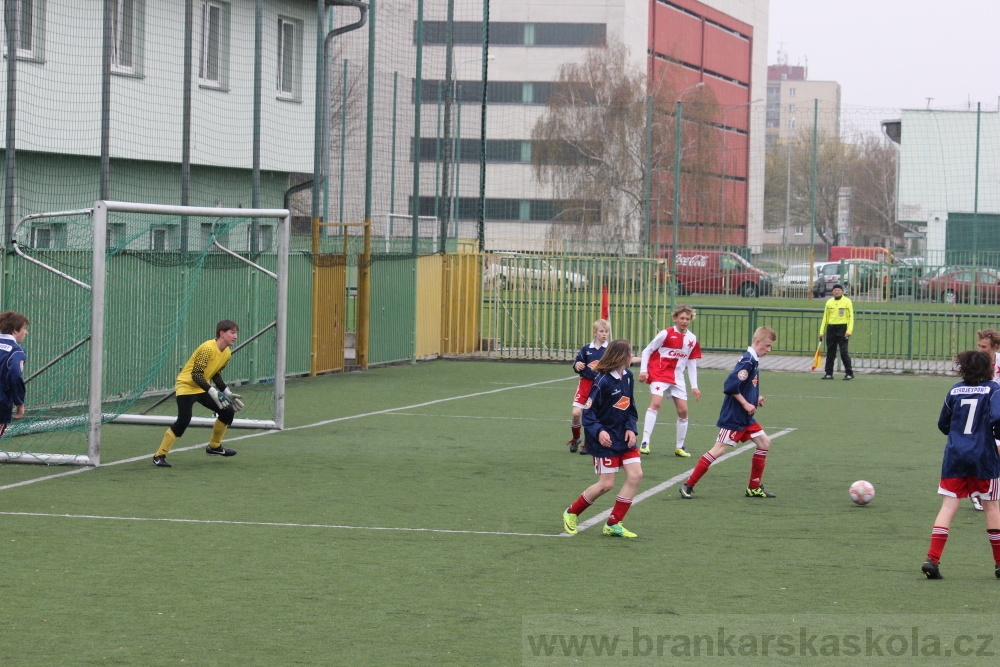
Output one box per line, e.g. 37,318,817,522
670,82,704,309
452,55,494,242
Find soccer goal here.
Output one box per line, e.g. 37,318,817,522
0,201,289,466
375,213,441,253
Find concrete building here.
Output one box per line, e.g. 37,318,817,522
413,0,771,253
765,57,840,146
2,0,319,249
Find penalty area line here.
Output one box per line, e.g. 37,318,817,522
0,375,577,492
572,427,797,534
0,511,564,539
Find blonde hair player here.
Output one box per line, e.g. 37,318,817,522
638,305,702,457
567,319,611,454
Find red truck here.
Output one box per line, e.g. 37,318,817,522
827,246,891,262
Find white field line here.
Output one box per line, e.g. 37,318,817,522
572,427,797,534
0,375,576,492
0,511,562,538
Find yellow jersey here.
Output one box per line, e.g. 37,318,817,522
819,295,855,336
175,339,231,395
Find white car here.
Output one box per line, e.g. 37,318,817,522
777,263,821,295
483,255,588,291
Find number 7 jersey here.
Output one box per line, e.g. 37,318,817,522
937,381,1000,480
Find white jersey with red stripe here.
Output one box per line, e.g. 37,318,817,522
640,327,702,387
993,351,1000,382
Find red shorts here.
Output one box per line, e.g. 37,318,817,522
0,422,6,438
572,378,594,408
938,476,1000,500
593,448,641,474
717,422,765,446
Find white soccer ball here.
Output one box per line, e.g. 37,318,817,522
849,480,875,505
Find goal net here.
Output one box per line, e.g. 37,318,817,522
0,201,289,466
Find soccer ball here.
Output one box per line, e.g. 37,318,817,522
849,480,875,505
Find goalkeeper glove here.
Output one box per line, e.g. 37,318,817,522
223,387,244,412
207,386,228,411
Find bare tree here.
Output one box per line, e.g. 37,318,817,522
531,40,718,254
847,135,897,246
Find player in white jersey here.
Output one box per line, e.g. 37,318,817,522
973,329,1000,511
637,305,702,456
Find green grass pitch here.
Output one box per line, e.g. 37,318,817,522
2,360,998,665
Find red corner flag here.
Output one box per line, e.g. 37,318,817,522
601,284,610,321
810,343,823,371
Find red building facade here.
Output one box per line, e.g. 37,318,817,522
647,0,754,247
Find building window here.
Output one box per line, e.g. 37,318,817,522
788,87,796,97
420,21,605,47
256,224,275,251
788,104,795,113
199,1,230,89
200,222,230,251
277,17,302,100
416,80,561,105
795,225,804,236
106,223,127,249
413,196,601,222
789,118,796,130
112,0,144,75
31,223,66,248
5,0,45,61
150,225,177,251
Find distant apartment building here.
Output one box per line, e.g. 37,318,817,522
765,60,840,145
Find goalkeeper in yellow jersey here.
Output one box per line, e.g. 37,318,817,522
152,320,244,468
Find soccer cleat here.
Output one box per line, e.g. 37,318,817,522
152,455,171,468
639,442,650,455
821,374,834,380
972,496,984,511
922,558,943,579
679,484,694,499
567,439,579,453
206,446,237,457
578,443,588,455
674,447,691,458
843,374,855,381
995,564,1000,580
745,486,776,498
602,523,637,538
562,510,578,535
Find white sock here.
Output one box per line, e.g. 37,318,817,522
642,409,658,444
676,418,689,449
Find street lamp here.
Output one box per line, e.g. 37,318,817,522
451,55,495,241
670,81,704,309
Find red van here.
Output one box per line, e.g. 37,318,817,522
828,246,891,262
658,250,774,298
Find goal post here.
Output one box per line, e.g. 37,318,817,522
0,201,290,467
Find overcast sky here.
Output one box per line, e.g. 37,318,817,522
767,0,1000,112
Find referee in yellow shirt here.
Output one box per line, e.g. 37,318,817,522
152,319,244,467
819,284,855,380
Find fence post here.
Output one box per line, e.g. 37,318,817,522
908,311,914,361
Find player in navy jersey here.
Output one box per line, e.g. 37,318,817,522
567,319,610,454
562,339,643,538
680,326,777,499
638,305,702,457
0,311,29,438
922,350,1000,580
968,329,1000,510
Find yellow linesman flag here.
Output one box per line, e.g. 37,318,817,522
810,344,823,372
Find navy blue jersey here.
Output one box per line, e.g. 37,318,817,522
716,347,760,431
582,369,638,456
937,381,1000,480
573,341,608,380
0,334,26,423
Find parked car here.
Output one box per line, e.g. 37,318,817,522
919,267,1000,304
888,259,927,298
778,263,823,296
658,250,773,297
813,259,882,297
583,258,646,292
483,254,588,291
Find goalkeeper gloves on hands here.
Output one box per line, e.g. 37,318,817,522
207,386,228,411
223,388,244,412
